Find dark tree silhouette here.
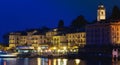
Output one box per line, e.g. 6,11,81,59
3,33,9,45
70,15,88,28
41,26,50,32
109,5,120,21
58,20,64,28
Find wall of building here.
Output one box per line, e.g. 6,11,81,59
66,32,86,47
86,22,120,45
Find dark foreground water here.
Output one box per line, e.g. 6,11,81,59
0,58,118,65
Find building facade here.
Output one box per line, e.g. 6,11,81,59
97,4,106,21
86,4,120,45
9,33,21,48
18,35,27,46
9,30,46,48
110,22,120,44
45,29,58,44
86,21,120,45
66,32,86,47
52,35,67,47
8,28,86,52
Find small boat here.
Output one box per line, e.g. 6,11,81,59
0,51,18,58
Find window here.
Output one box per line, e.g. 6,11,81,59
101,12,103,15
117,32,119,36
117,27,119,31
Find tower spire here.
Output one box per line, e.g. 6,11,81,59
97,4,106,21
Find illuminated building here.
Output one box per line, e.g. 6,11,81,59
9,30,47,48
9,32,21,48
26,30,39,45
52,34,67,47
19,35,27,46
31,34,47,48
66,32,86,47
46,29,58,38
97,4,106,21
8,27,86,53
86,4,120,45
45,28,58,44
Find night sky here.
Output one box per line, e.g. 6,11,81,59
0,0,120,42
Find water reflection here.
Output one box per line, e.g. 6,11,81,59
37,58,41,65
3,58,17,65
37,58,68,65
75,59,80,65
63,59,67,65
53,59,56,65
0,58,120,65
58,59,61,65
112,60,120,65
48,59,51,65
3,61,6,65
24,58,28,65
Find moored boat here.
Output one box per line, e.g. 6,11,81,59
0,51,18,58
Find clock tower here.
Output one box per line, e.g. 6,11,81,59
97,4,106,21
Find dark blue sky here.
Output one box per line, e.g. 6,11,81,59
0,0,120,42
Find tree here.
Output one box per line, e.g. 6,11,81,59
41,26,50,32
70,15,88,28
109,5,120,21
3,33,9,45
58,20,64,28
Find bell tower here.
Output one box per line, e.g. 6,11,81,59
97,4,106,21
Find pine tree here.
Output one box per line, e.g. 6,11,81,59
70,15,88,28
109,5,120,21
58,20,64,28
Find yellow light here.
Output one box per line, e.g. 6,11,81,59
53,59,56,65
40,50,42,52
58,59,61,65
48,49,51,52
63,59,67,65
45,50,47,52
63,47,67,50
53,47,56,50
37,58,41,65
37,47,41,52
58,49,60,52
75,59,80,65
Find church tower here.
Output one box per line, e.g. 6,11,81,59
97,4,106,21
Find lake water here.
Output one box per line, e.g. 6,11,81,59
0,58,118,65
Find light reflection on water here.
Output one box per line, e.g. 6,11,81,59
37,58,41,65
75,59,80,65
24,58,28,65
53,59,56,65
0,58,119,65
